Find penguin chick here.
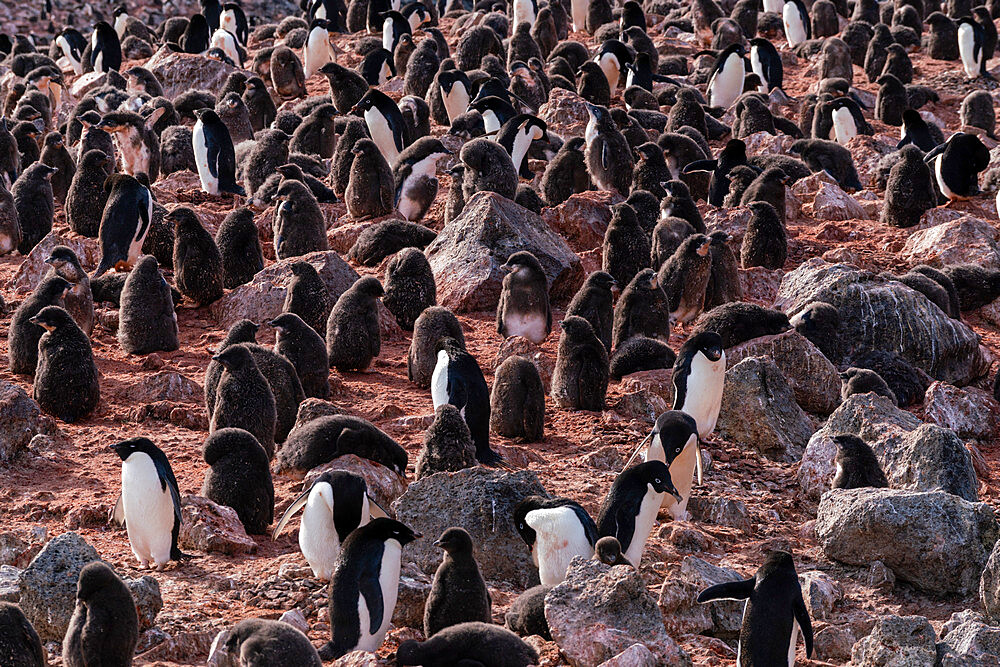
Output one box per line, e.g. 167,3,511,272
346,138,395,220
551,316,609,411
283,260,332,337
840,367,898,405
243,76,277,131
271,312,330,400
691,302,791,348
273,177,329,260
118,255,179,355
741,201,786,269
30,306,100,423
383,247,436,330
424,527,492,638
396,622,538,667
66,149,112,238
0,601,44,667
831,433,888,490
790,301,841,363
505,585,552,640
408,307,466,388
497,251,551,344
490,356,545,442
416,404,477,480
658,233,713,324
609,336,677,380
12,162,56,255
540,136,591,205
215,207,264,289
326,276,384,371
612,268,672,350
659,179,705,233
0,182,17,257
943,264,1000,311
202,427,275,534
223,619,322,667
271,46,307,99
705,230,743,310
39,132,74,203
9,275,70,375
349,219,436,266
460,137,518,201
880,145,936,229
852,350,928,407
167,207,225,306
788,138,863,192
62,562,138,667
565,270,616,352
211,345,278,457
584,102,634,195
393,136,451,222
43,245,94,337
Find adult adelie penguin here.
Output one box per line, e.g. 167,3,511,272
273,470,385,580
393,136,450,222
327,276,384,371
640,410,701,519
672,331,725,440
593,40,633,93
438,69,472,124
514,495,598,585
596,461,681,567
782,0,811,47
923,132,990,203
62,562,138,667
318,518,420,660
584,103,633,195
91,21,122,74
30,306,99,423
697,551,813,666
57,27,88,76
706,44,746,109
496,114,549,179
353,88,405,166
551,316,610,411
93,174,152,278
958,16,987,78
749,38,783,92
304,19,335,79
202,428,274,535
497,251,551,344
109,437,188,569
432,337,505,465
193,108,245,196
424,527,492,637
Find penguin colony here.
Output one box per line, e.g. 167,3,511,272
2,0,1000,664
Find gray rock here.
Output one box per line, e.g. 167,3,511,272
391,561,433,630
797,570,842,621
598,643,661,667
133,372,202,403
816,488,997,597
725,330,841,415
686,497,751,532
813,625,856,663
392,467,546,588
924,382,999,440
0,381,44,464
17,531,101,641
278,608,310,634
425,191,583,312
179,495,258,555
0,564,21,602
774,258,990,385
851,615,937,667
715,357,815,461
658,556,743,639
798,393,979,501
546,557,692,667
980,539,1000,622
126,575,163,631
901,215,1000,271
937,618,1000,666
146,46,240,98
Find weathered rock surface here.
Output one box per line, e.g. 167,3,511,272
937,616,1000,666
11,232,99,294
134,372,202,403
775,258,989,384
0,564,20,602
924,381,1000,440
391,561,433,630
816,488,997,596
18,531,101,641
798,570,842,621
0,381,44,464
658,556,743,639
541,192,615,253
597,643,660,667
980,539,1000,622
811,181,869,221
304,454,407,515
537,87,591,138
851,615,937,667
425,192,582,312
715,357,815,461
126,575,163,631
146,46,240,98
179,496,258,555
726,330,841,414
686,497,751,532
393,467,546,587
547,557,692,667
901,216,1000,270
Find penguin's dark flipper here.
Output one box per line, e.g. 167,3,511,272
922,143,946,163
696,577,755,603
794,593,814,657
682,159,718,173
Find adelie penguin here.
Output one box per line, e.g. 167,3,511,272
514,495,598,585
57,27,88,76
881,145,937,228
424,527,492,637
782,0,811,47
109,437,189,569
840,367,898,404
346,139,395,220
12,163,56,256
397,623,538,667
9,275,70,376
923,132,990,204
496,114,548,179
749,38,783,92
284,261,332,337
272,312,330,399
658,234,713,324
216,207,264,289
497,251,551,344
490,356,546,442
62,562,138,667
39,132,74,204
327,276,384,372
95,110,163,182
552,316,610,411
353,88,406,166
193,108,244,196
222,619,321,667
672,331,726,440
639,410,702,519
438,69,472,124
584,103,633,195
211,344,279,456
603,203,651,288
566,270,616,352
170,207,224,306
597,460,681,567
273,178,330,260
304,19,336,79
91,21,122,74
831,433,889,490
697,551,813,666
383,247,436,331
416,403,477,479
897,109,944,153
393,136,450,222
44,245,94,337
741,201,787,269
706,44,747,109
202,428,274,535
318,518,420,660
593,39,633,94
958,16,988,79
93,174,152,278
460,137,518,200
612,268,671,349
273,470,386,580
30,306,99,423
684,139,748,207
119,255,179,355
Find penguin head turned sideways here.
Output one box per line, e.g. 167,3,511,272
211,344,255,370
501,250,545,276
512,495,547,546
433,526,474,554
366,517,421,545
650,410,699,465
595,536,630,566
683,330,724,362
108,436,160,462
28,304,74,332
634,460,682,502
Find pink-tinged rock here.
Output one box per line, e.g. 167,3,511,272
146,46,240,98
821,248,860,265
619,369,674,405
845,135,895,187
811,181,868,221
916,207,965,229
0,381,44,465
616,390,669,424
790,170,838,199
785,188,802,222
798,570,842,620
538,87,591,138
425,192,582,312
133,371,202,403
179,496,258,555
598,643,660,667
924,382,999,440
979,297,1000,327
705,206,752,246
11,232,100,294
742,131,797,156
541,191,616,253
69,71,113,98
331,651,379,666
901,216,1000,270
493,336,555,390
278,608,309,634
305,454,407,514
739,266,784,305
328,218,367,254
136,630,218,664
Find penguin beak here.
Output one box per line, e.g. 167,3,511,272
670,489,683,503
432,538,444,547
706,347,723,362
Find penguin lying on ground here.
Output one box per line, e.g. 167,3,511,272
514,495,599,585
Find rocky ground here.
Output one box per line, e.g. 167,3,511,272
0,0,1000,666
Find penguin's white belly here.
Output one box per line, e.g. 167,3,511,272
624,487,663,567
958,23,979,78
663,439,699,516
431,350,450,409
193,122,219,195
300,493,341,580
355,540,402,652
94,50,105,74
783,5,807,46
935,154,961,201
122,457,174,566
221,12,238,37
666,156,679,179
364,108,399,165
115,15,127,39
527,507,594,585
503,311,547,344
597,52,620,92
382,19,395,53
483,110,501,135
513,0,535,27
570,0,587,32
625,69,636,93
398,183,423,221
511,128,537,175
379,61,391,84
787,618,800,666
831,107,856,146
709,56,744,109
750,49,767,92
995,189,1000,220
763,0,782,12
443,85,469,124
681,352,726,439
116,129,148,176
212,30,240,65
305,30,332,78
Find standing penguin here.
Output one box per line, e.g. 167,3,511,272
641,410,701,518
30,306,100,423
897,109,944,153
109,437,187,569
497,251,551,344
44,246,94,336
353,88,406,165
273,179,329,260
881,145,937,228
684,139,749,207
706,44,746,109
327,276,384,371
749,38,783,92
8,275,70,376
118,255,178,355
958,16,987,78
39,133,74,204
416,404,478,479
271,46,307,99
62,562,137,667
432,337,505,465
202,428,274,535
304,19,335,79
170,207,224,305
740,168,789,225
514,495,598,585
697,551,814,666
705,231,743,309
319,518,420,660
271,312,330,399
741,201,786,269
923,132,990,203
551,316,610,411
211,345,278,457
383,247,436,331
658,234,713,324
93,174,152,278
782,0,811,47
584,103,634,195
424,527,492,637
90,21,122,74
193,108,245,196
831,434,889,489
602,203,651,288
0,182,17,257
273,470,385,580
0,602,43,667
243,77,277,131
346,138,395,220
216,207,264,289
672,331,726,440
12,163,56,256
596,461,682,567
284,261,332,337
593,40,633,94
438,69,472,124
496,114,548,179
566,271,616,352
612,268,671,349
541,137,591,205
490,356,545,441
393,137,450,222
67,150,113,238
460,138,518,200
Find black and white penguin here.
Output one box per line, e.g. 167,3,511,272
957,16,987,78
593,39,633,94
684,139,748,207
29,306,99,423
469,95,518,135
432,337,505,465
381,9,411,54
496,114,549,179
424,527,492,637
672,331,726,440
596,460,681,567
393,136,450,222
749,38,783,92
62,562,138,667
319,518,420,660
706,44,746,109
109,437,188,569
697,551,814,666
438,69,472,124
352,88,406,166
514,495,598,585
57,27,87,76
923,132,990,203
497,251,551,345
221,3,249,44
201,428,274,535
210,28,243,67
273,470,384,580
897,109,943,153
304,19,335,79
192,109,244,196
642,410,701,519
782,0,811,47
360,48,395,86
584,102,634,195
92,174,152,278
90,21,122,74
831,434,889,490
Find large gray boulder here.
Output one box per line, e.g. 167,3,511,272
146,46,240,98
798,393,978,501
658,556,743,639
17,532,100,641
901,215,1000,271
0,381,45,464
774,258,990,384
425,192,583,312
937,616,1000,666
392,467,547,588
851,615,937,667
924,381,1000,440
546,557,692,667
816,488,997,596
715,357,815,461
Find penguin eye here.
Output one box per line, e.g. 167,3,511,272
518,522,525,530
655,478,662,484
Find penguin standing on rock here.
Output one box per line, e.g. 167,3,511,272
319,519,420,660
749,38,783,92
272,312,330,399
273,179,329,261
193,109,244,196
91,21,122,74
584,103,633,195
490,356,545,442
496,114,548,179
672,331,726,440
831,434,889,489
39,133,74,204
416,404,477,479
118,255,178,355
62,562,138,667
30,306,99,423
551,316,609,411
109,437,188,569
67,150,112,238
514,496,598,585
327,277,384,372
284,261,332,337
353,89,406,165
304,19,335,79
202,428,274,535
707,44,746,109
597,461,682,567
93,174,152,278
424,527,492,637
924,132,990,204
497,251,551,344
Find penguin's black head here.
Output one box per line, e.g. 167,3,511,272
585,270,617,292
193,108,220,123
269,312,306,333
512,495,547,546
708,230,730,247
276,163,304,181
37,275,72,303
225,319,260,345
212,344,255,370
108,436,160,462
433,526,474,554
635,460,682,502
76,561,121,602
759,550,796,579
635,142,661,162
832,433,869,459
559,315,597,341
595,536,630,566
353,276,384,298
165,206,202,231
434,336,464,356
28,305,75,332
900,108,922,128
683,330,724,362
652,410,698,462
368,517,421,545
351,138,378,156
204,428,263,465
113,4,127,17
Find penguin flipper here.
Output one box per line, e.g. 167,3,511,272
794,593,814,657
110,493,125,527
696,577,755,603
207,138,221,180
272,486,311,539
682,159,717,173
922,143,946,163
896,135,912,150
359,559,385,635
612,498,640,553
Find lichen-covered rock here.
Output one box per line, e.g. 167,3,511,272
425,192,582,312
924,381,1000,440
851,615,937,666
811,181,868,221
817,488,997,596
775,258,989,384
134,372,202,403
391,561,432,630
546,557,692,667
541,192,615,253
937,617,1000,666
126,575,163,631
0,381,45,464
146,46,240,98
797,570,841,621
980,540,1000,622
901,216,1000,270
304,455,407,515
597,643,660,667
686,497,751,532
715,357,815,461
179,495,258,555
